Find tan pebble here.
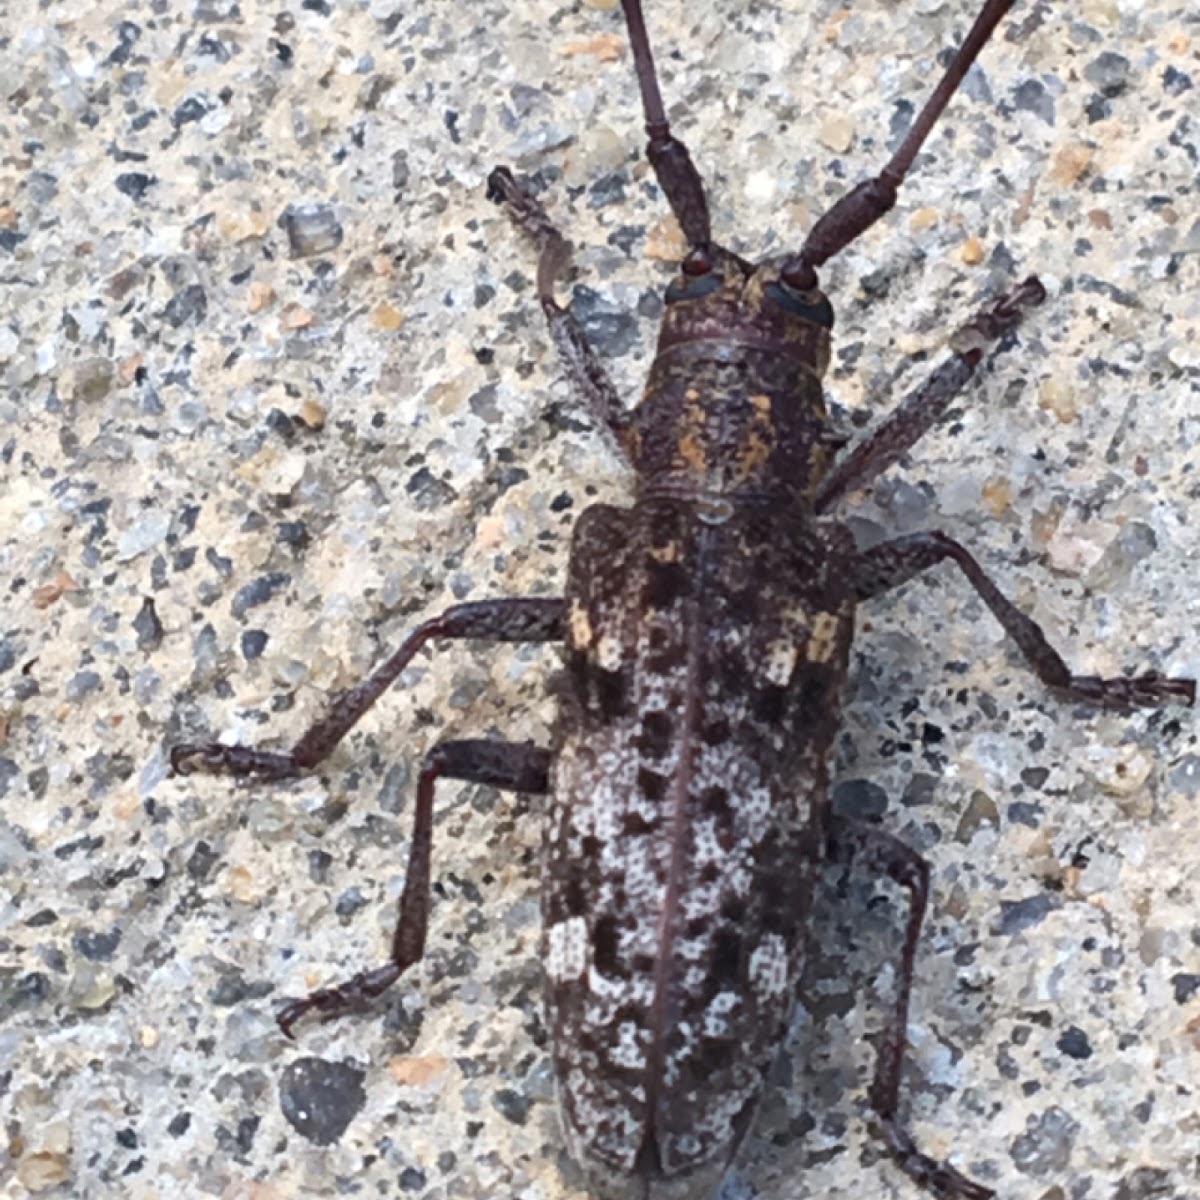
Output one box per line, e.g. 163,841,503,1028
942,883,969,920
981,476,1012,516
76,969,116,1010
217,208,271,241
424,378,458,416
18,1147,71,1192
247,281,275,313
909,206,939,233
139,1024,161,1049
259,450,307,496
572,125,626,176
644,214,687,262
117,352,144,385
959,235,984,265
475,514,505,549
1029,502,1063,548
298,397,326,429
823,10,849,42
1044,517,1116,576
1012,183,1036,227
806,612,841,664
818,112,855,155
112,790,140,821
1050,141,1093,187
0,203,17,228
1038,376,1078,423
1087,208,1113,230
568,599,593,649
389,1053,451,1087
279,302,315,331
955,790,999,842
1081,0,1119,28
243,1184,289,1200
226,864,260,903
1083,744,1154,798
371,300,404,330
32,570,77,610
561,33,623,61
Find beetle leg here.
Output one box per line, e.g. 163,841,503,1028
827,815,994,1200
277,738,552,1035
486,166,633,459
849,532,1194,709
170,596,564,779
815,276,1045,514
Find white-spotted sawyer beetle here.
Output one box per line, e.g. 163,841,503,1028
172,1,1195,1195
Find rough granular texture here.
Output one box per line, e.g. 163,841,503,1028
1,2,1197,1198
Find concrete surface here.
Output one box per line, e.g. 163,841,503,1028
2,1,1198,1198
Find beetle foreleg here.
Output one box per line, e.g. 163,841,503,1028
486,166,633,458
815,277,1046,514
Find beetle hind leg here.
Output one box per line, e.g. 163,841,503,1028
828,815,995,1200
277,737,551,1036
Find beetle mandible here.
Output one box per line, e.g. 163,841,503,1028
171,0,1195,1196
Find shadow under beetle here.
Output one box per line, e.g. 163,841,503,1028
172,0,1196,1196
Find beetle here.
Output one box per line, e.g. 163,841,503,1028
171,0,1195,1196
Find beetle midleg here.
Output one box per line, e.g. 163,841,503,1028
815,277,1046,514
849,534,1195,709
486,166,632,457
828,815,993,1200
170,597,564,779
277,737,552,1036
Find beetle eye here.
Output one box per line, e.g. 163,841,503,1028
765,279,834,329
667,272,720,307
666,251,721,304
682,247,713,277
781,257,817,292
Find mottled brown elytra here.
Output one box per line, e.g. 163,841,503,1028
172,1,1195,1196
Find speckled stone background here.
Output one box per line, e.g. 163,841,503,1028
2,1,1198,1197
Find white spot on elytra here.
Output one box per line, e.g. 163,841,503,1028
693,816,722,866
609,1020,645,1072
749,933,790,998
595,632,622,672
807,610,842,663
546,917,589,982
740,784,772,842
763,637,799,685
567,598,592,649
703,990,741,1038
